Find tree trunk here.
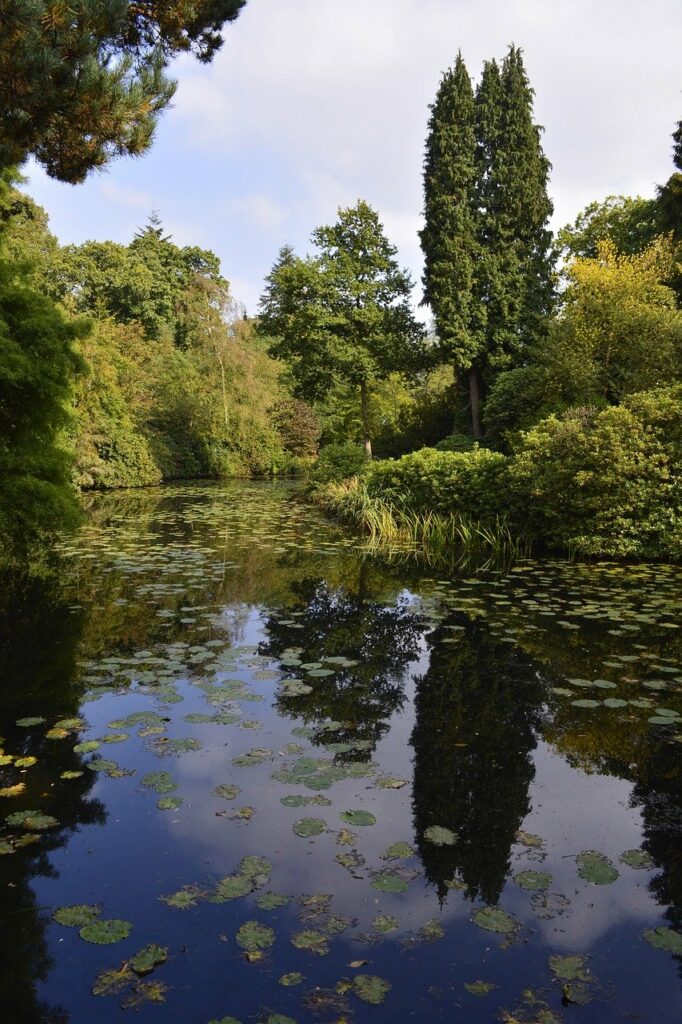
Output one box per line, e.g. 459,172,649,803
360,380,372,459
468,366,482,441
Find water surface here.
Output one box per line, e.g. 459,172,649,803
0,481,680,1023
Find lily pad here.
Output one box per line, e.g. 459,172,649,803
130,944,168,975
576,850,619,885
424,825,457,846
53,904,101,927
643,926,682,954
141,771,177,794
371,872,409,894
157,796,182,811
464,980,497,997
375,777,408,790
353,974,391,1005
472,906,518,934
235,920,275,951
292,817,326,837
340,809,376,827
16,717,46,727
211,875,253,903
382,841,414,860
514,870,552,891
79,918,132,945
549,954,590,981
279,972,303,986
214,784,240,800
620,849,654,870
374,914,399,933
6,809,58,830
256,892,291,910
291,928,329,955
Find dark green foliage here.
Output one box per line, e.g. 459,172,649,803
557,195,663,261
0,254,86,557
272,398,321,457
420,48,555,437
0,0,246,182
311,443,367,485
259,202,424,456
507,385,682,558
365,448,507,520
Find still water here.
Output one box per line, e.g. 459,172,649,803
0,481,680,1024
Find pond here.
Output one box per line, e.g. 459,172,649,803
0,481,680,1024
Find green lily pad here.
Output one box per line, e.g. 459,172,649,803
353,974,391,1005
240,855,271,879
419,918,445,941
141,771,177,794
375,777,408,790
382,841,414,860
464,980,497,997
211,875,253,903
292,928,329,955
235,920,275,951
371,872,409,894
374,914,399,933
92,964,135,997
292,817,326,837
130,944,168,975
256,892,291,910
571,699,600,709
340,809,376,827
549,954,590,981
80,918,132,945
6,809,58,830
16,717,46,727
643,926,682,954
424,825,456,846
279,972,303,986
53,904,101,927
514,870,552,891
214,784,240,800
472,907,518,934
231,747,272,766
516,830,544,848
74,740,100,753
576,850,619,885
157,796,182,811
620,849,654,869
159,886,204,909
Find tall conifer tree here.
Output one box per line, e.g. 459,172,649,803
421,46,554,438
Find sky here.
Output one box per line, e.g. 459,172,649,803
20,0,682,316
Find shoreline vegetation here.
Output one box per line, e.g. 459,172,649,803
1,40,681,569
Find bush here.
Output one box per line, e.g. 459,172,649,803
311,442,368,484
507,385,682,558
365,447,507,520
433,432,476,453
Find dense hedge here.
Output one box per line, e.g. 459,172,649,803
360,386,682,559
365,447,506,521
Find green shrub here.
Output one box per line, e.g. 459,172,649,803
365,447,506,521
433,432,476,453
507,385,682,558
311,442,368,484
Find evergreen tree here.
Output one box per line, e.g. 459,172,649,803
0,1,246,182
259,202,424,458
419,54,480,432
420,47,554,437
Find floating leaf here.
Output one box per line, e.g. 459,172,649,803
374,914,398,933
620,849,654,870
80,918,132,945
291,929,329,955
235,921,275,951
382,841,413,860
464,981,497,997
214,784,240,801
0,783,25,797
279,972,303,986
514,870,552,891
424,825,456,846
157,796,182,811
130,944,168,975
211,875,253,903
92,964,134,997
121,980,168,1007
643,926,682,954
53,904,101,927
471,907,518,934
375,777,408,790
16,717,46,727
141,771,177,794
419,918,445,941
549,954,590,981
371,872,408,894
576,850,618,885
353,974,391,1005
516,830,544,848
292,817,326,837
6,809,58,830
159,886,204,909
340,809,376,827
256,892,291,910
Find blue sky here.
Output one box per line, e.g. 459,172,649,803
21,0,682,317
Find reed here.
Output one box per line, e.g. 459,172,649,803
315,477,530,571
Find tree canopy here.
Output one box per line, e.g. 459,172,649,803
258,201,424,458
0,0,247,182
